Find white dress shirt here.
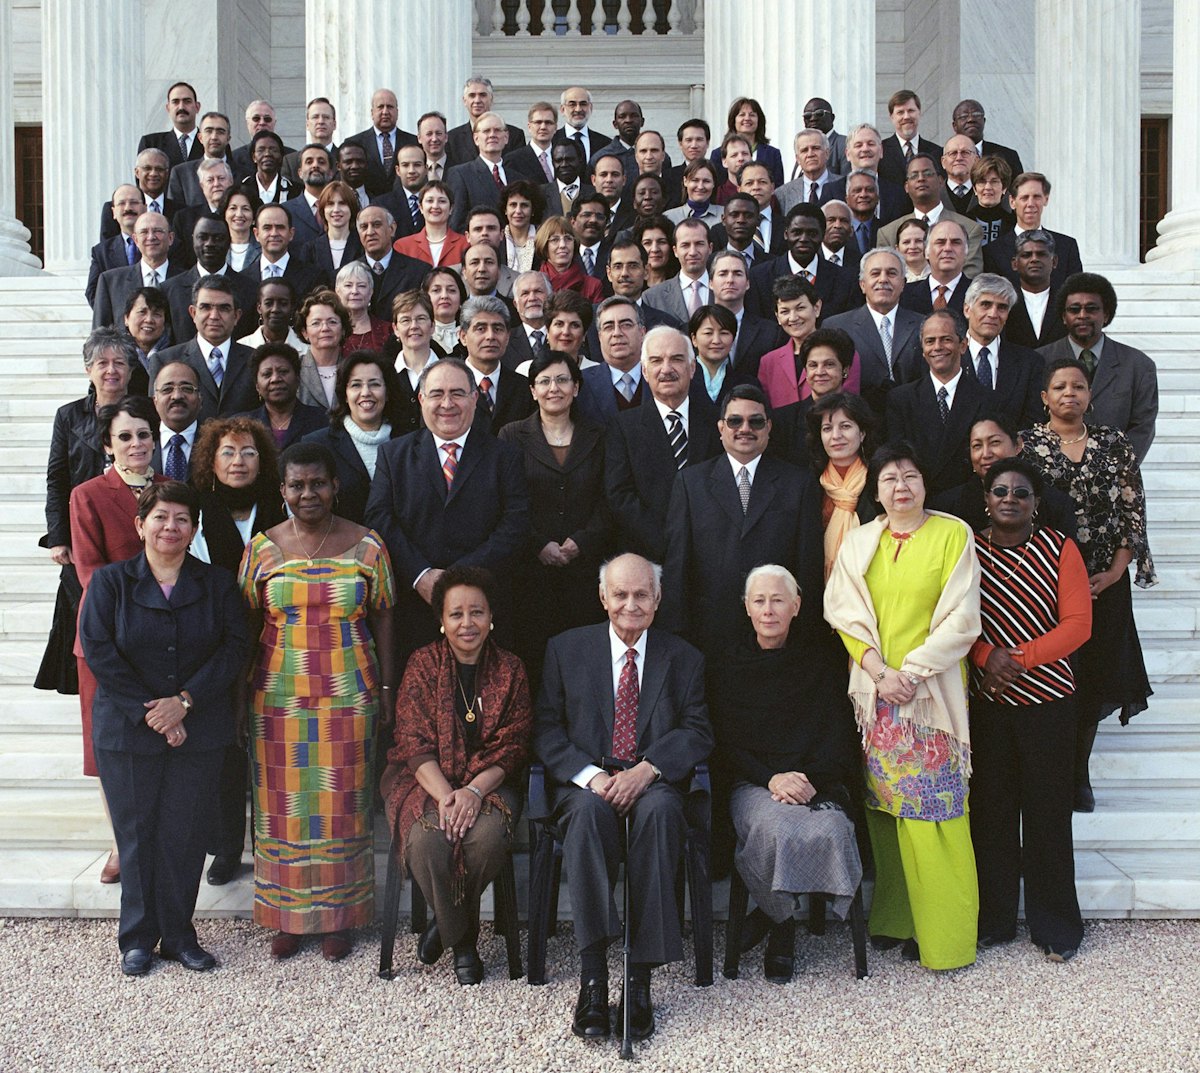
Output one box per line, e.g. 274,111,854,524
967,336,1001,382
930,367,964,408
653,395,691,437
726,451,763,484
261,251,291,279
1022,287,1051,337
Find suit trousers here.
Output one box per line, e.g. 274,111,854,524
207,742,249,858
553,780,686,964
95,745,223,954
405,784,517,949
969,694,1083,951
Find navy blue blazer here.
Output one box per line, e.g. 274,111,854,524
576,364,653,426
78,552,247,755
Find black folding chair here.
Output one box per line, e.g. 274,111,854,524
524,762,713,987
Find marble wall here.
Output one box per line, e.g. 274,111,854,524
958,0,1036,170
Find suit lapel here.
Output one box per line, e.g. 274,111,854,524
419,431,449,503
742,456,777,533
636,631,667,753
1090,339,1122,402
709,458,745,526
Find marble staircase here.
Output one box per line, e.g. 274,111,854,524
0,270,1198,921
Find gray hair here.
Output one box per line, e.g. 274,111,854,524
598,554,662,599
859,246,904,281
846,122,882,143
459,295,510,331
135,148,169,169
1014,227,1057,255
793,128,826,150
244,99,274,120
742,563,801,602
197,158,233,181
82,327,136,370
417,356,474,395
640,324,695,366
964,273,1018,309
464,75,495,94
335,260,374,291
846,167,879,192
597,294,644,328
514,269,551,295
474,110,506,130
822,198,851,216
560,86,593,107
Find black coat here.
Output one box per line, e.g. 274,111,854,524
342,125,418,196
471,366,536,436
238,401,328,452
302,232,366,284
303,420,406,525
44,397,106,549
78,552,247,755
899,275,972,316
1002,289,1067,350
194,489,285,574
983,228,1083,294
238,253,330,301
960,339,1045,429
747,255,856,321
162,266,259,343
885,373,990,495
150,340,259,423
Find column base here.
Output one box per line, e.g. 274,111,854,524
0,217,42,276
1145,210,1200,270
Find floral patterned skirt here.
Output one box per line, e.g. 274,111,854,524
864,701,968,821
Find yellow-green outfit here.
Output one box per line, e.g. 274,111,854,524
824,513,981,970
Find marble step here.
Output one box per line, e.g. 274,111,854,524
1,845,1197,920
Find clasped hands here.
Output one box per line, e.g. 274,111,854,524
588,761,656,815
768,771,816,805
538,538,581,567
144,695,188,747
438,787,481,843
980,646,1025,698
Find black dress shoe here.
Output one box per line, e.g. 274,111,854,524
978,929,1017,948
870,934,904,951
616,978,654,1041
417,921,444,965
206,854,242,886
572,978,610,1039
763,954,795,984
739,907,771,952
1073,785,1096,813
120,948,153,976
901,938,920,961
453,947,484,986
161,945,216,972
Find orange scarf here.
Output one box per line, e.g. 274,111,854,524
819,458,867,581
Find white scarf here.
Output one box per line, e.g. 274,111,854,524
343,417,391,478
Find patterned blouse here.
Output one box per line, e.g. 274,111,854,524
1020,424,1157,588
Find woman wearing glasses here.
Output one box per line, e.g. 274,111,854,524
497,351,609,692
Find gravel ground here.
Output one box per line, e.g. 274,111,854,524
2,916,1198,1073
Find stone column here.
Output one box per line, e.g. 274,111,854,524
306,0,473,137
0,2,40,275
1146,0,1200,269
704,0,874,167
1036,0,1140,267
41,0,142,274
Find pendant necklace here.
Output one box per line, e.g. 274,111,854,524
290,514,334,564
455,668,479,723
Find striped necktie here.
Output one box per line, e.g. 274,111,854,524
666,411,687,469
441,442,458,488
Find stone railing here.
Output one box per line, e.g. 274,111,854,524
473,0,703,36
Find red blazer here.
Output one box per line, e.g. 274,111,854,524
69,468,166,656
757,340,862,409
394,228,471,268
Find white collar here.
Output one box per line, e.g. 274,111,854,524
196,336,233,361
159,421,198,448
608,623,648,664
433,430,470,452
726,453,763,480
653,395,690,423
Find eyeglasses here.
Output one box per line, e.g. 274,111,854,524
722,414,768,430
1065,303,1103,315
802,110,831,120
395,315,431,328
534,374,575,389
989,485,1035,500
217,447,260,460
155,383,199,396
114,430,154,442
906,169,938,180
422,388,472,402
956,110,986,120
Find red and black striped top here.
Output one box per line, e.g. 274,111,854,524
970,527,1093,706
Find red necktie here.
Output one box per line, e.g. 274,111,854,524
492,163,504,191
441,442,458,488
612,648,639,762
934,285,948,310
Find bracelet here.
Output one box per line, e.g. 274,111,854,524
873,668,887,684
380,685,395,692
464,785,484,802
178,693,192,712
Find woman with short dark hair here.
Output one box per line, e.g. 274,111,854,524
241,343,327,451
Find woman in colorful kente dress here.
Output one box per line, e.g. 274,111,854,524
824,441,981,970
238,441,395,962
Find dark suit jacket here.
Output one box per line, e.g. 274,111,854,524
879,134,944,188
705,231,775,267
162,266,258,343
78,552,245,755
238,173,301,207
302,232,366,282
661,453,823,652
44,397,106,548
446,156,542,232
540,179,596,219
230,143,289,182
820,174,908,226
983,228,1083,294
364,428,530,651
342,127,418,196
576,364,652,426
355,252,429,318
885,373,990,494
1002,289,1067,349
900,275,972,316
167,153,241,207
472,366,536,436
708,142,784,189
732,312,785,377
302,420,405,525
138,130,205,169
99,196,179,242
980,140,1024,179
604,392,722,560
533,623,712,786
239,401,328,451
373,187,424,240
447,121,527,169
823,304,925,417
86,235,139,308
552,126,611,165
961,339,1044,429
280,192,324,248
238,253,330,300
167,204,218,266
150,339,258,422
1038,336,1159,462
929,474,1077,537
747,255,855,321
506,143,555,186
92,261,185,328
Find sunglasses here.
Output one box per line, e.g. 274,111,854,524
989,485,1035,499
114,430,154,442
722,414,768,430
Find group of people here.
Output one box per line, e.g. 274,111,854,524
43,73,1161,1045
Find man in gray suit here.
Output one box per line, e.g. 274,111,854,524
823,247,924,417
1038,272,1158,463
534,552,712,1042
166,112,237,207
92,212,182,328
641,219,713,325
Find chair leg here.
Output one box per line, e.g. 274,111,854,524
808,892,827,935
410,869,428,934
722,869,749,980
526,821,554,986
378,846,402,979
495,853,524,979
849,885,869,979
686,836,713,986
548,852,563,935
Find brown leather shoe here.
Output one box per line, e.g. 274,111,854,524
100,851,120,884
270,932,301,959
321,931,352,962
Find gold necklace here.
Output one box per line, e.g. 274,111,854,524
1049,423,1088,446
984,528,1033,581
455,665,479,723
290,514,334,564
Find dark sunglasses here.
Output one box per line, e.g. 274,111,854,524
722,414,768,430
989,485,1035,500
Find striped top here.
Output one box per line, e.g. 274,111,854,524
970,527,1093,705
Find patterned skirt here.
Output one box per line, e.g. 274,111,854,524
864,701,969,822
251,690,377,933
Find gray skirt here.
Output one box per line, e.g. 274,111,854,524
730,781,863,922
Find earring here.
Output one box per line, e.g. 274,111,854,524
439,626,445,634
489,623,495,631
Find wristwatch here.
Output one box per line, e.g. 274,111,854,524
178,693,192,712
